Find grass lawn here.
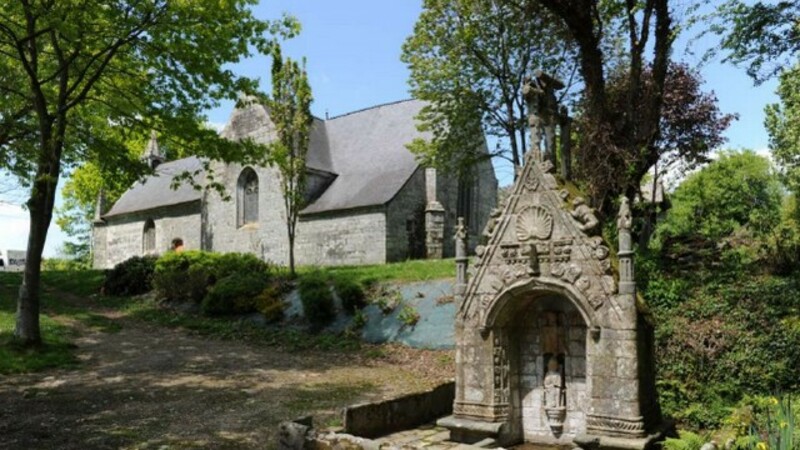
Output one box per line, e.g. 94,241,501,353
0,258,456,373
306,258,456,284
0,272,80,374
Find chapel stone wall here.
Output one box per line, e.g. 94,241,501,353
95,202,202,269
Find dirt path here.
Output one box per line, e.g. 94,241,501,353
0,301,453,449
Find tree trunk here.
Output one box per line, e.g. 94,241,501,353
288,232,296,278
15,160,60,346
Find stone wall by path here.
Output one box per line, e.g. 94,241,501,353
343,382,456,438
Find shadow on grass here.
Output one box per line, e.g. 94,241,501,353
117,296,363,353
0,333,79,374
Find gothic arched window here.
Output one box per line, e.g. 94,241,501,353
237,168,259,227
143,219,156,254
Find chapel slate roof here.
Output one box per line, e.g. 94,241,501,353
103,99,429,218
301,99,427,215
103,156,204,217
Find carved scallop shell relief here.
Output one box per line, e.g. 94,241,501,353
516,206,553,241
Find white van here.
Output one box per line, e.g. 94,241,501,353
1,250,26,272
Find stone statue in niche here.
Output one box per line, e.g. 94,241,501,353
543,355,567,433
570,197,599,233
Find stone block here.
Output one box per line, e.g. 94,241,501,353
615,357,638,379
613,339,638,359
592,355,616,377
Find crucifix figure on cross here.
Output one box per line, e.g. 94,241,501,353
522,70,564,167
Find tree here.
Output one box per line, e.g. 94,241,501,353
654,150,782,247
765,63,800,193
511,0,672,212
265,46,313,277
718,1,800,84
0,1,297,345
605,63,736,244
402,0,577,171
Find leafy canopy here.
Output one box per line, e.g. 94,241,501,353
402,0,576,170
655,150,782,244
765,63,800,194
0,1,298,182
717,1,800,84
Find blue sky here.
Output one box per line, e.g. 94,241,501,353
0,0,782,256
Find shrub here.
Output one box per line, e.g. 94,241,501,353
254,280,290,323
103,255,157,296
201,273,269,316
334,278,366,314
153,251,270,303
213,252,270,280
398,304,420,327
153,251,211,302
662,431,708,450
351,309,367,329
298,271,335,327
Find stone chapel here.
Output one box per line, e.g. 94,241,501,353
92,99,497,268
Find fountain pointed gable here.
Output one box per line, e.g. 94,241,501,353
441,152,665,449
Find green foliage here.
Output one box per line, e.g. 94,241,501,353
41,257,90,272
351,309,368,329
640,247,800,429
315,258,456,284
372,284,403,315
334,278,367,314
297,271,335,328
153,251,270,304
401,0,574,169
766,63,800,195
201,273,269,316
653,150,782,260
255,283,287,323
0,0,298,344
761,195,800,274
641,152,800,427
661,430,708,450
102,255,157,297
264,45,313,276
398,304,421,328
56,133,192,256
717,1,800,83
725,396,799,450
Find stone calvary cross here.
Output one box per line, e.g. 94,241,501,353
440,144,670,448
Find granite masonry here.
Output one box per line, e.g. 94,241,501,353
93,99,497,268
438,72,666,449
440,156,665,449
